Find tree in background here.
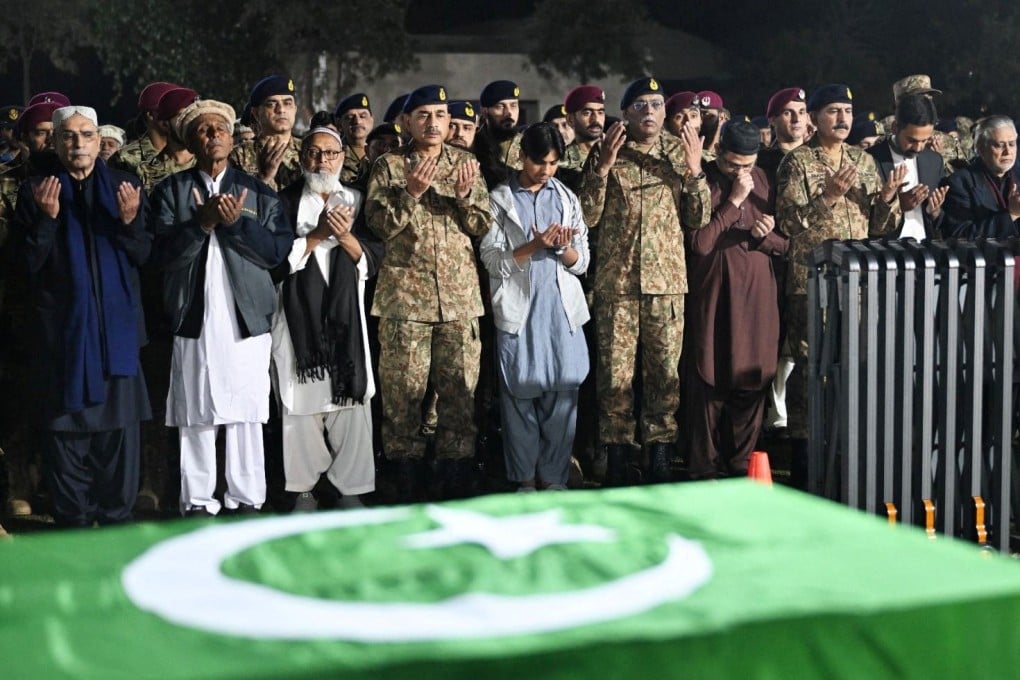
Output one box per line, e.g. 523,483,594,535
0,0,87,101
525,0,652,84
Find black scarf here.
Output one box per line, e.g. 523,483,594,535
281,245,367,404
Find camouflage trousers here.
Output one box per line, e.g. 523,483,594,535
596,294,684,446
785,293,810,440
378,317,480,460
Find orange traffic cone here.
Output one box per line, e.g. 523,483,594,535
747,451,773,486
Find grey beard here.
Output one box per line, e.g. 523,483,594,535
303,169,342,195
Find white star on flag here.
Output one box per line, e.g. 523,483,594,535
402,505,617,559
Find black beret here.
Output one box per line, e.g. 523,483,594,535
249,75,295,107
402,85,449,113
620,77,664,110
334,93,371,118
847,119,880,145
367,122,402,144
448,100,477,123
719,120,761,155
542,104,567,122
807,84,853,112
0,105,22,130
935,117,958,134
479,80,520,107
383,93,409,123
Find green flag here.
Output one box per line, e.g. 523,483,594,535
2,481,1019,678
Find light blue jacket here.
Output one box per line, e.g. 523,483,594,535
481,177,590,334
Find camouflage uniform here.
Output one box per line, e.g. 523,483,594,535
475,128,522,189
229,136,303,191
775,136,900,438
579,133,710,446
557,142,592,194
135,149,196,194
341,144,372,193
108,135,161,177
365,143,491,460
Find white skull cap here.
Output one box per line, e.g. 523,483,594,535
53,106,99,128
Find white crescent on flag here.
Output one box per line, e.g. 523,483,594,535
122,506,713,642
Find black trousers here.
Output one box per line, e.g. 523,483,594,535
41,425,140,527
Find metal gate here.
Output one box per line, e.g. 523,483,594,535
806,238,1016,552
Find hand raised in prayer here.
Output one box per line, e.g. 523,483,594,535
116,181,142,226
258,138,288,183
926,185,949,217
880,164,908,204
215,188,249,226
455,159,480,199
405,154,438,199
898,184,930,213
596,120,627,177
750,214,776,240
822,163,858,204
32,176,61,219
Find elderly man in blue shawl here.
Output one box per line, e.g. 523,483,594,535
11,105,151,527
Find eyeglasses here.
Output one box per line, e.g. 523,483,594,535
60,130,98,142
630,100,664,113
303,148,342,161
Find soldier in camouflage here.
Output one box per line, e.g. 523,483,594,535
334,93,374,193
558,85,606,194
579,76,711,485
446,100,479,152
109,82,177,176
775,83,904,485
229,75,303,191
365,85,490,501
133,87,199,193
474,80,523,189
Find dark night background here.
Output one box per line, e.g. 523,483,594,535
0,0,1010,128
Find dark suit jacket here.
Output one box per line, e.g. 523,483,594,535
867,141,944,239
11,163,152,424
941,159,1020,239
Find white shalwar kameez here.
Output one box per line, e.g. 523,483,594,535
270,184,375,496
168,169,272,514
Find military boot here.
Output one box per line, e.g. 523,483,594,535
646,442,673,484
603,445,630,488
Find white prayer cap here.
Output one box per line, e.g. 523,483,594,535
97,124,126,145
53,106,99,129
303,126,343,146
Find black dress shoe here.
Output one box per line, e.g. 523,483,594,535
184,506,215,518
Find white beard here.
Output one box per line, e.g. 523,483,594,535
303,169,342,196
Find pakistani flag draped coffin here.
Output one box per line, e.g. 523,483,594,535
2,481,1020,679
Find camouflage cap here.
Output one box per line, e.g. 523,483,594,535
892,74,942,102
620,77,664,110
448,100,477,123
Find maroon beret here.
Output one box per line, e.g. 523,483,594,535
665,91,698,118
563,85,605,114
696,91,724,109
17,102,60,134
27,91,70,107
157,88,200,122
138,82,178,112
766,87,807,119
